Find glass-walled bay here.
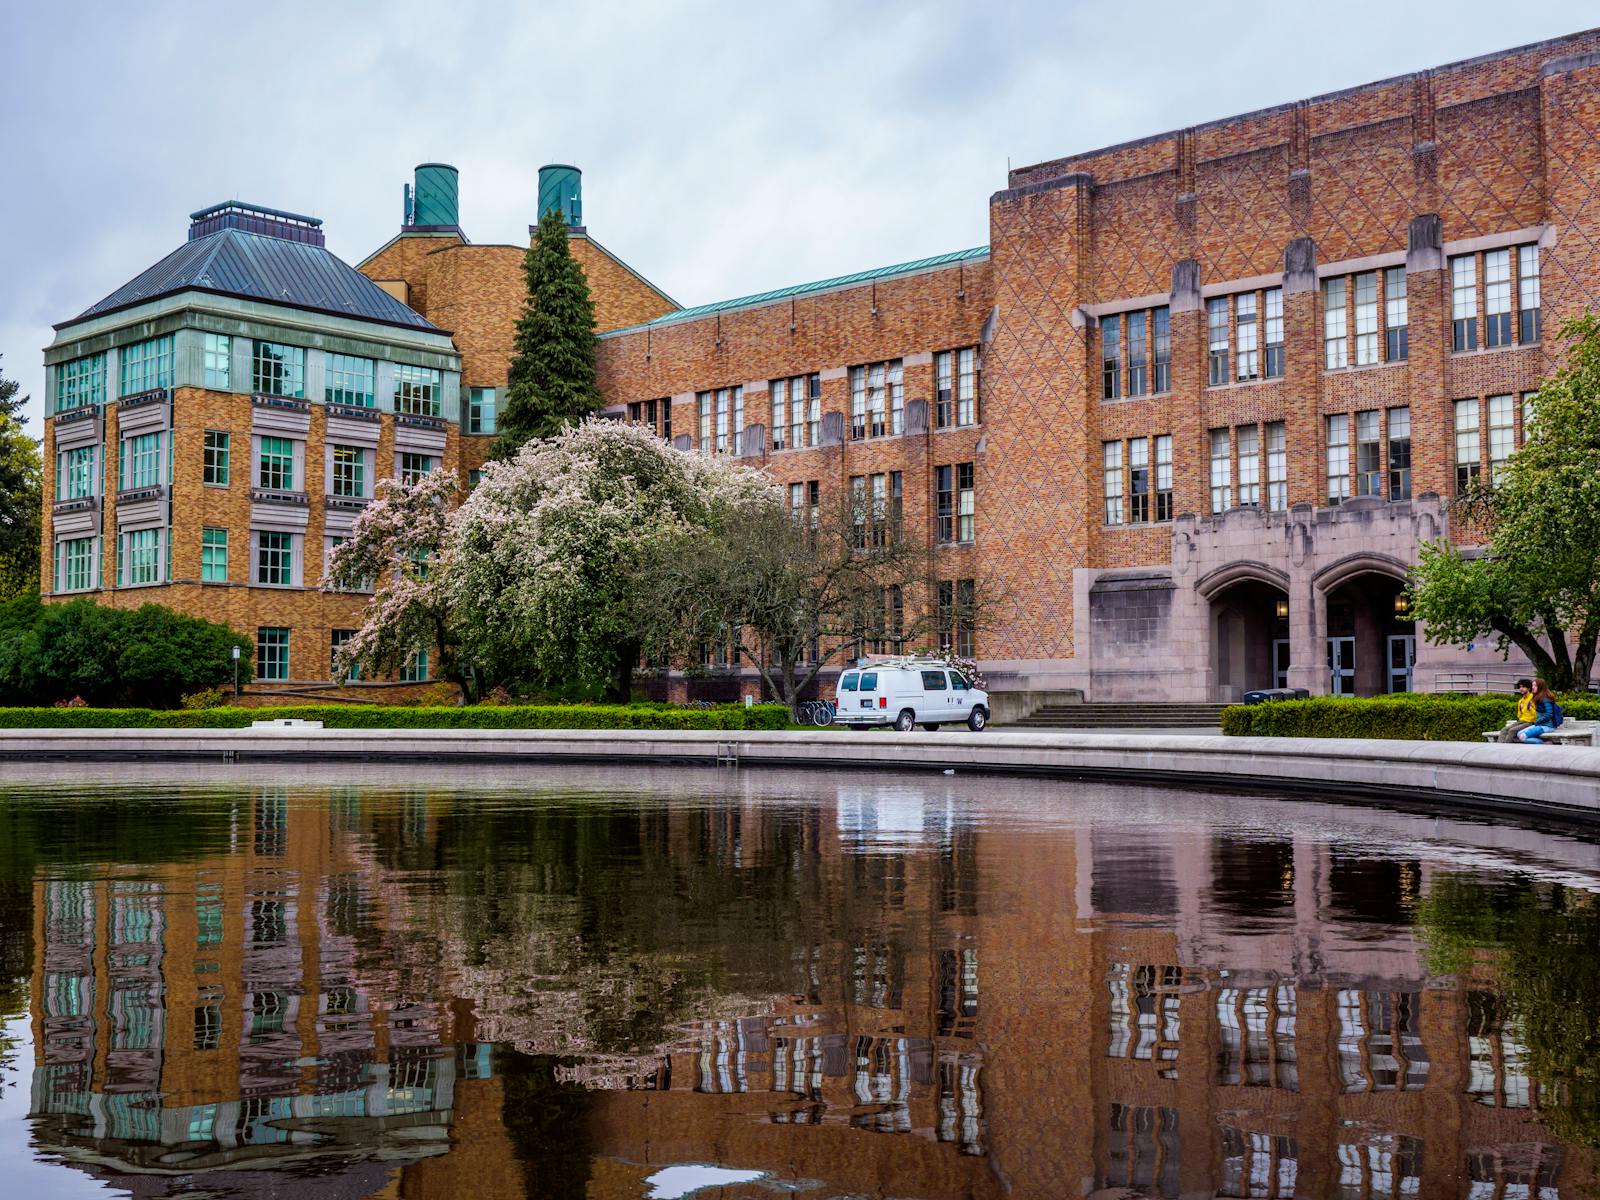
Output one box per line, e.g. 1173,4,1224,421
1,762,1597,1199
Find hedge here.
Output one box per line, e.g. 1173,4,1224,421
0,703,791,732
1221,695,1600,741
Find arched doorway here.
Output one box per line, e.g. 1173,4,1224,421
1322,569,1415,696
1208,576,1291,702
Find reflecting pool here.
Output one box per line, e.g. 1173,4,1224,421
1,761,1598,1198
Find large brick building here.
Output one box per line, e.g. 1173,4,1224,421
40,30,1600,700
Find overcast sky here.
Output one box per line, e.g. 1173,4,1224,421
0,1,1589,435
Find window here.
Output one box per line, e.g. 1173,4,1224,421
1129,437,1150,523
1354,411,1381,497
1237,424,1260,508
1323,277,1348,368
55,446,97,501
203,431,230,486
1484,249,1512,348
1155,435,1173,522
936,349,978,427
870,472,889,546
956,463,974,542
955,579,976,658
399,452,434,484
850,360,902,438
119,432,162,491
850,476,867,548
936,465,955,544
255,531,294,586
698,393,712,449
1103,442,1124,525
1518,244,1541,343
1488,394,1515,483
1126,312,1148,396
807,480,820,530
201,528,228,582
1386,408,1411,501
119,335,173,396
257,627,290,681
1353,272,1378,366
252,341,305,397
1455,399,1481,495
1235,293,1259,381
1207,297,1229,385
770,382,788,450
626,398,666,440
326,354,376,406
889,470,903,531
1327,415,1350,505
1384,268,1408,362
1451,255,1478,352
466,386,498,434
55,353,106,412
1264,288,1284,378
1102,313,1122,399
1153,306,1171,393
771,374,817,449
257,436,295,491
203,333,231,389
391,364,440,415
330,446,365,498
1209,428,1232,514
401,648,429,683
119,528,161,586
696,386,742,453
55,537,96,592
1266,422,1287,512
330,630,359,681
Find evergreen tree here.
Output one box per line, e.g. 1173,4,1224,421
0,355,41,599
493,208,600,458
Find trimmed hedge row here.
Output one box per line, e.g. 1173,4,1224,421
0,703,791,732
1221,695,1600,741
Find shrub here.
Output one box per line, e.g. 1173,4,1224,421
179,688,228,711
0,703,792,732
1221,695,1600,741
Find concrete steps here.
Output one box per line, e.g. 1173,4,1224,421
1009,702,1228,729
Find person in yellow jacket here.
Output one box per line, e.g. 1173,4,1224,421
1497,678,1536,742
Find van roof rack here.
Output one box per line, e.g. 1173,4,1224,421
851,655,951,669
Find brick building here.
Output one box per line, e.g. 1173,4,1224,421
40,31,1600,701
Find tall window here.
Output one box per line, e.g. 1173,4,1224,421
120,432,162,491
1264,288,1284,378
1266,422,1287,512
770,382,788,450
401,649,429,683
119,528,161,586
1483,249,1512,348
201,528,228,582
257,436,295,491
400,452,434,484
330,629,359,681
1235,293,1258,381
1518,244,1541,344
394,365,441,416
1155,435,1173,521
119,335,173,396
1207,298,1229,386
697,386,742,453
1103,442,1124,525
255,531,294,586
1387,407,1411,501
850,361,902,438
935,348,979,427
1327,415,1350,505
1323,277,1348,368
1488,394,1515,484
257,627,290,681
1102,313,1122,399
468,387,498,434
773,374,819,448
1129,437,1150,523
55,446,97,501
1384,268,1408,362
325,354,376,406
1153,307,1171,393
330,446,365,498
956,463,975,543
1455,399,1481,495
1126,312,1148,396
203,431,230,486
202,333,231,389
1451,255,1478,352
1237,425,1260,508
1353,272,1378,366
55,537,96,592
849,476,867,549
935,465,955,544
55,353,106,412
1209,428,1232,514
252,341,305,397
1355,411,1381,496
698,392,712,449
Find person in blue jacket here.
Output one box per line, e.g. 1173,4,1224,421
1516,678,1565,744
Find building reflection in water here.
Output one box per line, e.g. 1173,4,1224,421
8,771,1598,1198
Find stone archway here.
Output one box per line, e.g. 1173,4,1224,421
1313,556,1415,696
1199,563,1291,703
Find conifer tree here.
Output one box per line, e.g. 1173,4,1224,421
0,355,41,599
493,208,600,458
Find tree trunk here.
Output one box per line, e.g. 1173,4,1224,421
606,640,638,704
1491,617,1568,689
1573,619,1598,692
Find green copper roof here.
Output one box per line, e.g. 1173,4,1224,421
603,245,989,337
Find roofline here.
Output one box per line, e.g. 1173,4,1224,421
188,200,322,226
53,285,451,338
1011,26,1600,184
355,229,466,270
601,246,989,339
569,230,681,311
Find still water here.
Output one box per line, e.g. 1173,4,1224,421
0,762,1597,1199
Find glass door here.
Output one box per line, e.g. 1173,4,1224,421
1272,640,1290,689
1387,634,1416,693
1328,637,1356,696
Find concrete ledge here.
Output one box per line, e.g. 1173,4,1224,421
4,729,1599,821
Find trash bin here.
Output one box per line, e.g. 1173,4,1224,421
1242,688,1306,705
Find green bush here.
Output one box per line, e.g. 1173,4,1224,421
1221,695,1600,741
0,702,791,732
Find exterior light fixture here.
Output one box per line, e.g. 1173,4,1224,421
1395,595,1412,616
1275,600,1289,619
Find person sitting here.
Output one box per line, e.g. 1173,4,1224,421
1497,678,1536,742
1517,679,1565,744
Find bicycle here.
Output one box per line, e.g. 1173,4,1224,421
796,699,835,727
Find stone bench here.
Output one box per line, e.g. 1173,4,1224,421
1483,720,1598,746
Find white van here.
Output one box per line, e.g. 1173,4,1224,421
833,658,990,732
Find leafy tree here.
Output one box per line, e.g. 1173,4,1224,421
0,355,42,599
492,208,600,458
1409,314,1600,689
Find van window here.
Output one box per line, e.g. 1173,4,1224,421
859,672,878,690
921,670,948,691
840,673,858,691
951,673,970,691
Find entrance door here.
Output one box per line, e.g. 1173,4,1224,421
1387,634,1416,693
1328,637,1356,696
1272,640,1290,689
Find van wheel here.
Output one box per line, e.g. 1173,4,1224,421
923,724,941,732
894,709,916,733
967,707,987,732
